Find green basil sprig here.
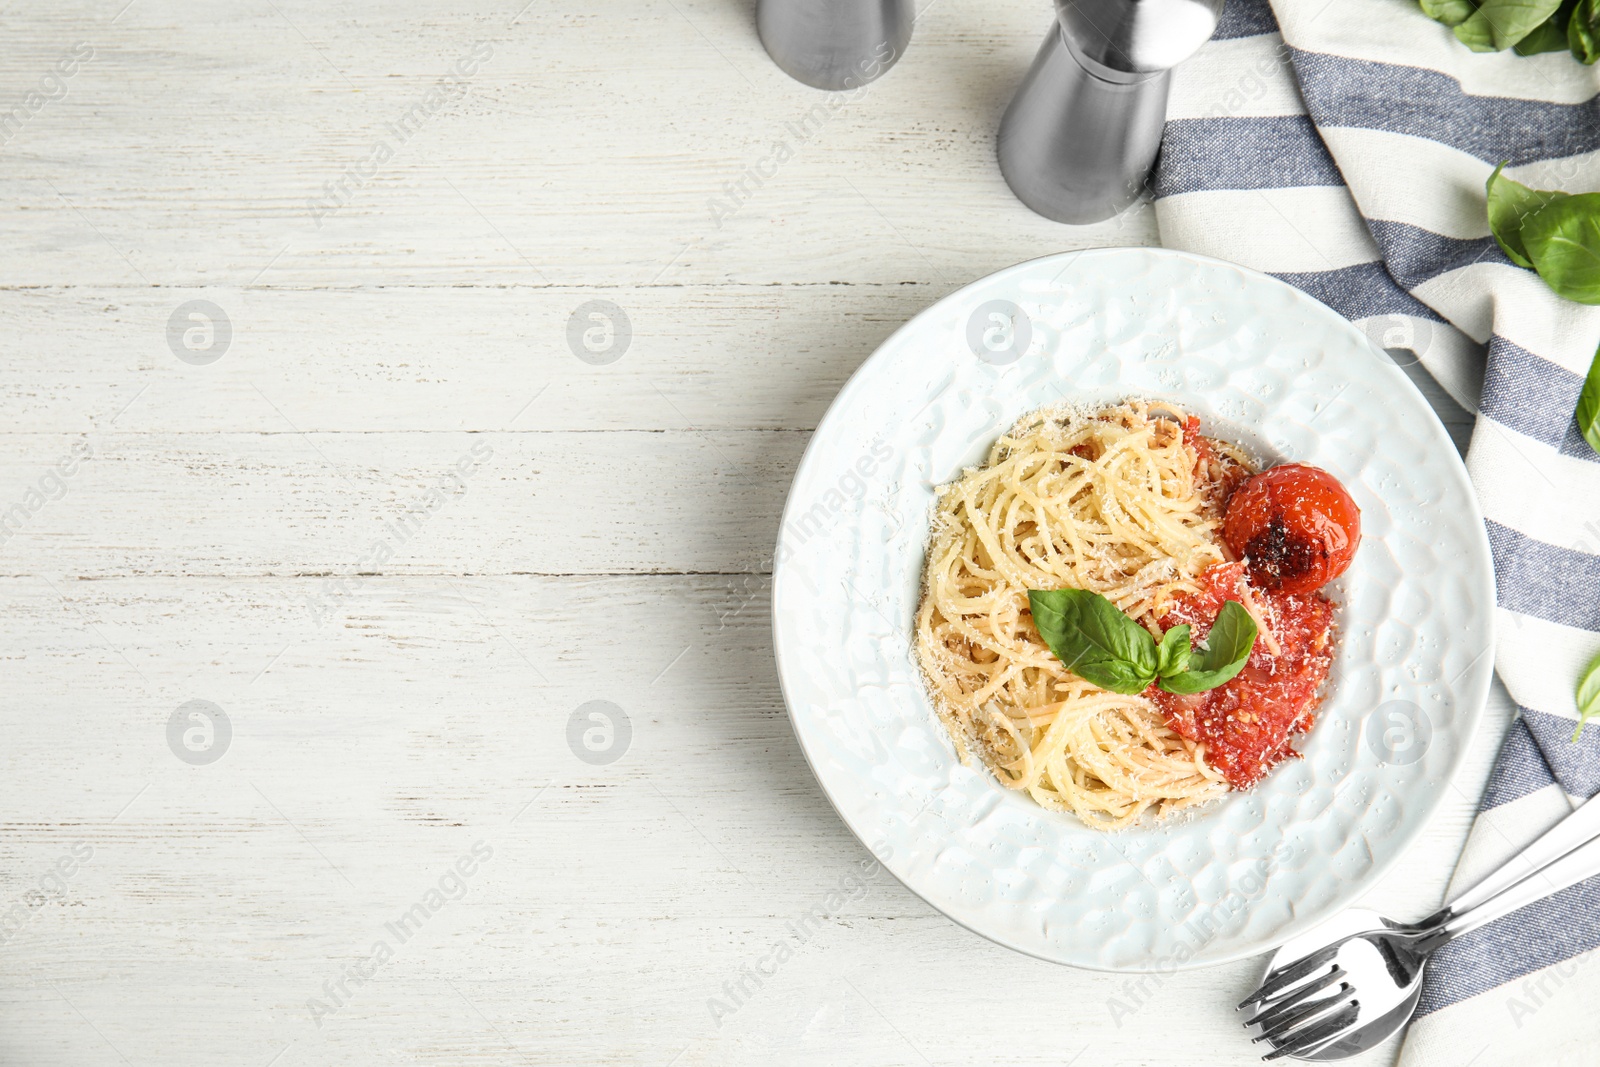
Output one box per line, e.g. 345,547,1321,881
1522,194,1600,302
1484,165,1600,457
1457,0,1564,52
1572,0,1600,61
1420,0,1599,62
1156,601,1261,694
1487,163,1569,269
1578,349,1600,456
1514,1,1579,55
1486,165,1600,303
1027,589,1257,696
1574,649,1600,741
1420,0,1478,24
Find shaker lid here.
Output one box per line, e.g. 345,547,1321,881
1055,0,1224,74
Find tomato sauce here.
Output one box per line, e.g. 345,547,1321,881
1148,562,1334,789
1182,416,1212,468
1182,416,1250,504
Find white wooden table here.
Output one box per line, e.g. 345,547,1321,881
0,3,1511,1065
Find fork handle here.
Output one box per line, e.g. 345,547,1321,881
1427,824,1600,947
1428,792,1600,926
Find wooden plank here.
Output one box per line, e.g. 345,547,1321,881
0,430,802,576
0,284,940,433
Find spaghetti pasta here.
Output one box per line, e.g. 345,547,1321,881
914,400,1255,830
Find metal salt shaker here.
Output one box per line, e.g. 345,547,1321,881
756,0,913,91
998,0,1224,224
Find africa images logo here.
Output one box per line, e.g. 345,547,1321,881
966,299,1031,365
167,700,231,766
167,300,232,365
1365,700,1432,766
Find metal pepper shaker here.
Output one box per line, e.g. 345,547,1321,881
756,0,913,91
998,0,1223,224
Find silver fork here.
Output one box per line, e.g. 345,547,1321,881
1238,792,1600,1060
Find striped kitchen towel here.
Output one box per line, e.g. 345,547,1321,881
1152,1,1600,1064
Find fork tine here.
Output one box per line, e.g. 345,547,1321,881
1259,1000,1362,1062
1240,966,1348,1030
1239,947,1342,1009
1250,987,1352,1043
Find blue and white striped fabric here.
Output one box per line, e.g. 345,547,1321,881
1152,2,1600,1063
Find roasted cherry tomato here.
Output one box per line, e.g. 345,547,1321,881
1222,464,1361,595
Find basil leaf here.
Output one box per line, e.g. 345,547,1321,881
1577,343,1600,456
1456,0,1565,49
1158,602,1259,695
1574,649,1600,741
1571,0,1600,62
1517,0,1578,52
1523,193,1600,303
1454,12,1499,47
1522,0,1578,49
1424,0,1600,57
1487,163,1569,268
1156,624,1192,678
1422,0,1480,26
1028,588,1157,695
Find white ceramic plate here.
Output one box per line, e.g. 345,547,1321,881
770,247,1495,972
